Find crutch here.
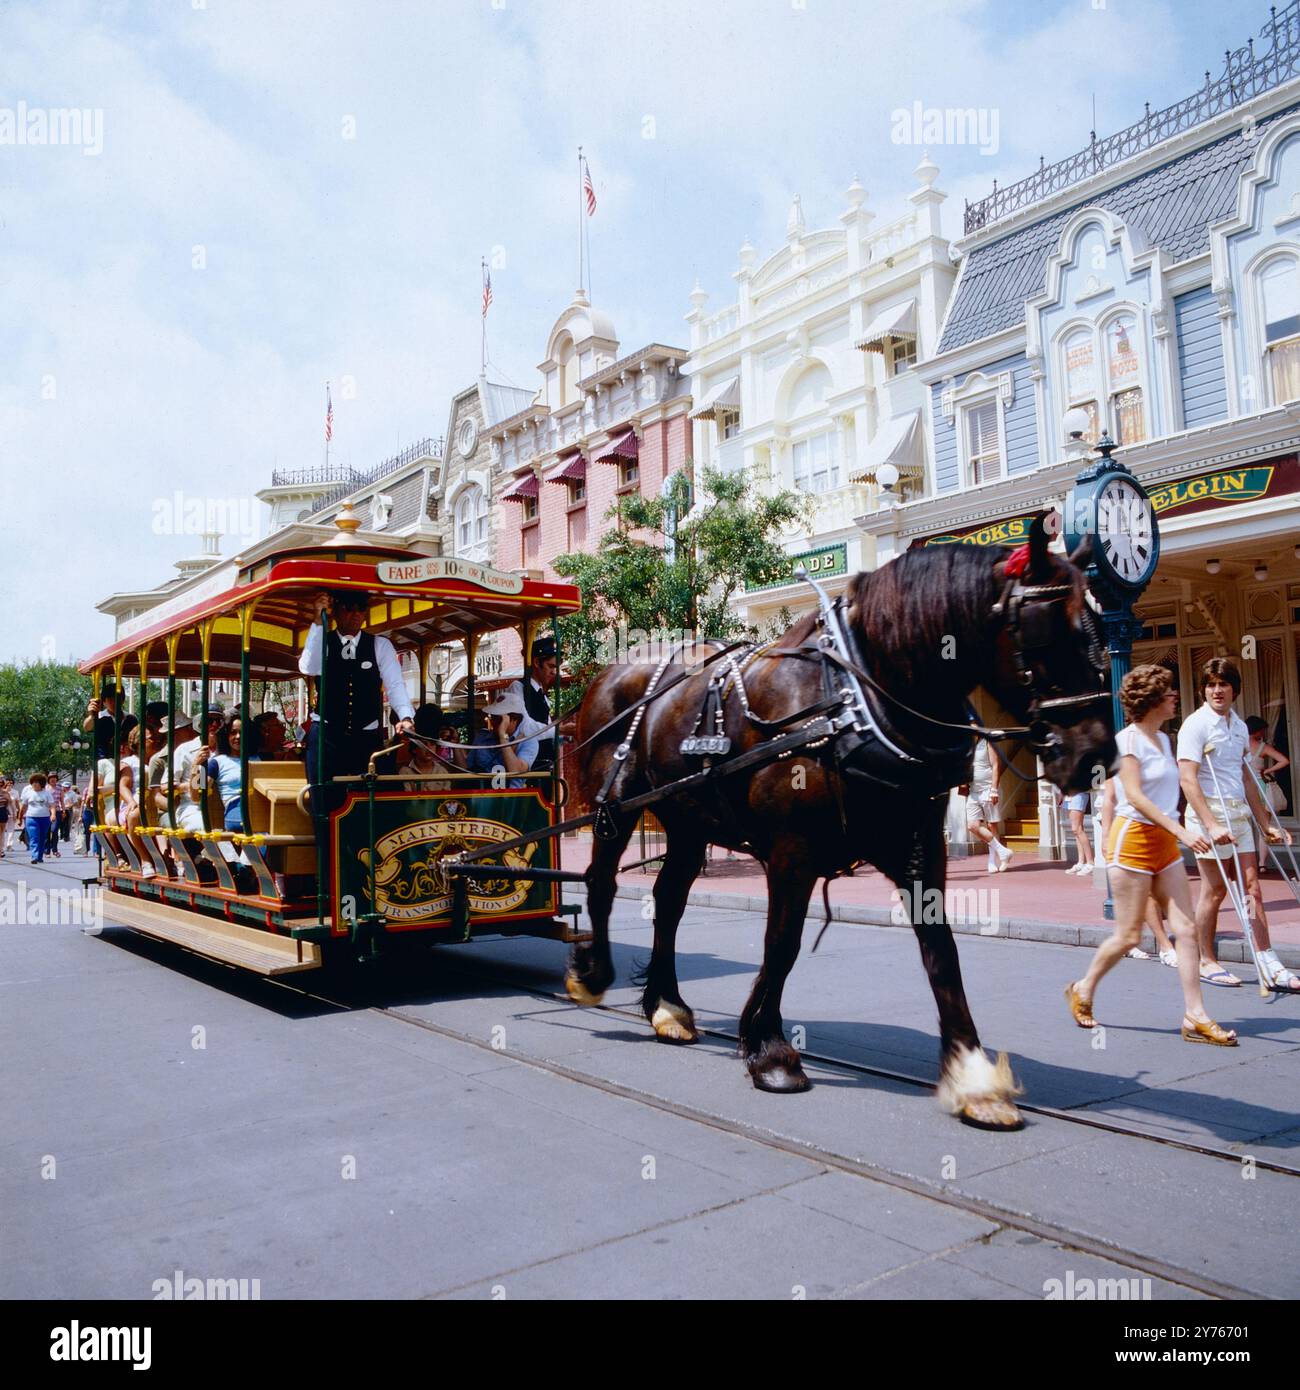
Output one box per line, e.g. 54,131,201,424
1243,758,1300,910
1202,744,1272,999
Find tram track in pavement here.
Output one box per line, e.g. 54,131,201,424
22,856,1300,1181
256,960,1272,1301
421,954,1300,1179
17,859,1292,1296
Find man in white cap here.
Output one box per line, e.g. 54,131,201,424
156,710,206,834
466,689,542,789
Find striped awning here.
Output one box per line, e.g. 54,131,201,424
855,300,917,352
849,411,923,482
501,471,539,502
546,451,587,484
690,375,740,419
592,429,639,463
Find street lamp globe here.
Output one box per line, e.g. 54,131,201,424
1062,406,1091,442
876,462,900,492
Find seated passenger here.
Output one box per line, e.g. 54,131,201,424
469,690,542,790
402,705,456,793
252,711,293,760
193,711,246,833
155,711,205,834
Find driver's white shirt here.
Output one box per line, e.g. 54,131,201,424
1176,703,1247,802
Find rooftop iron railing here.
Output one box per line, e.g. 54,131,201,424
280,436,443,517
963,1,1300,235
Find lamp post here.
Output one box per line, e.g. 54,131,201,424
1064,429,1160,920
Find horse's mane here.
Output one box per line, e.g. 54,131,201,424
856,543,1011,696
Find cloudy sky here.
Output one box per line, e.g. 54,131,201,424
1,0,1260,663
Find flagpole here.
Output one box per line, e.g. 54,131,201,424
481,257,487,375
324,381,330,469
584,157,592,303
577,145,584,295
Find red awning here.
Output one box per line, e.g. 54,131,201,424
501,471,539,502
592,429,639,463
546,451,587,483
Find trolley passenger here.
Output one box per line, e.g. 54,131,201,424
192,712,247,833
1065,664,1236,1045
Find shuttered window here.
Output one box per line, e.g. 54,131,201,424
965,400,1002,484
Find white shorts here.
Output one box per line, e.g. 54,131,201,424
1064,792,1090,814
1186,800,1255,861
966,785,999,825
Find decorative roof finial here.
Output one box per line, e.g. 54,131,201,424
787,193,806,241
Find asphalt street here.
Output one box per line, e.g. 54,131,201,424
4,853,1298,1300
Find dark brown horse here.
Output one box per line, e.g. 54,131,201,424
565,517,1115,1130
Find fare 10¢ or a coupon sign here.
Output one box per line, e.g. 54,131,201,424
375,556,524,594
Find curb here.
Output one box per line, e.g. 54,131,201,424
584,881,1300,971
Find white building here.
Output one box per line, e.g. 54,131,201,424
682,158,955,631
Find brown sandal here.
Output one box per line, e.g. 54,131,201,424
1064,982,1097,1029
1181,1016,1238,1047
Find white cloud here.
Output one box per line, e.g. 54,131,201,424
0,0,1246,662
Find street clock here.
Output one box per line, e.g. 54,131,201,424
1064,434,1160,598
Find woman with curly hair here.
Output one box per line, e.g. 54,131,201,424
1065,664,1237,1045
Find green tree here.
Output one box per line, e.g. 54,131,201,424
0,662,93,780
552,467,805,712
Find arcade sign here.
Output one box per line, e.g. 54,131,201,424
376,556,524,594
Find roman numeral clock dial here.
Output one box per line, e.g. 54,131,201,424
1096,477,1155,588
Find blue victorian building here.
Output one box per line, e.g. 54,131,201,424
861,1,1300,856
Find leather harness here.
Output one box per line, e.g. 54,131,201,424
449,561,1109,866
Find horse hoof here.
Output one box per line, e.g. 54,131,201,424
959,1098,1024,1131
565,973,605,1007
651,1003,698,1044
749,1062,811,1094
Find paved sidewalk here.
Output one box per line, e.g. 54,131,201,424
559,837,1300,967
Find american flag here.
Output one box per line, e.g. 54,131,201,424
325,387,333,443
482,270,492,318
583,159,597,216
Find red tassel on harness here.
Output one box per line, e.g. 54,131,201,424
1003,544,1031,578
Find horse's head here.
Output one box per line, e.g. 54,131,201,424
986,515,1116,793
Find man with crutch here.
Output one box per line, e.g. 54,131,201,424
1177,657,1298,993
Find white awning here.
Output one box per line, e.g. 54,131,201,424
690,375,740,419
850,411,923,482
855,300,917,352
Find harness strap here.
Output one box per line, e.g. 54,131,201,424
569,640,749,756
447,715,840,867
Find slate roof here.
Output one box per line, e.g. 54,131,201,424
938,99,1300,353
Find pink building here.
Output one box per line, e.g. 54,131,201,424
486,289,692,670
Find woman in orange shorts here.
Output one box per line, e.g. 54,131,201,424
1065,664,1236,1045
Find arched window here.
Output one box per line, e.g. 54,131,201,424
1260,255,1300,405
454,485,488,560
1104,313,1145,444
555,334,576,407
1060,312,1147,444
1063,327,1100,443
787,362,832,419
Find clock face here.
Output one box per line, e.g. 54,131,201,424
1095,477,1155,586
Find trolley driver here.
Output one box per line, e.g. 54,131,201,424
300,591,416,831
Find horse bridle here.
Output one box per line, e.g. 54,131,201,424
990,572,1109,754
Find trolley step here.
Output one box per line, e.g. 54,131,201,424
98,893,322,975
